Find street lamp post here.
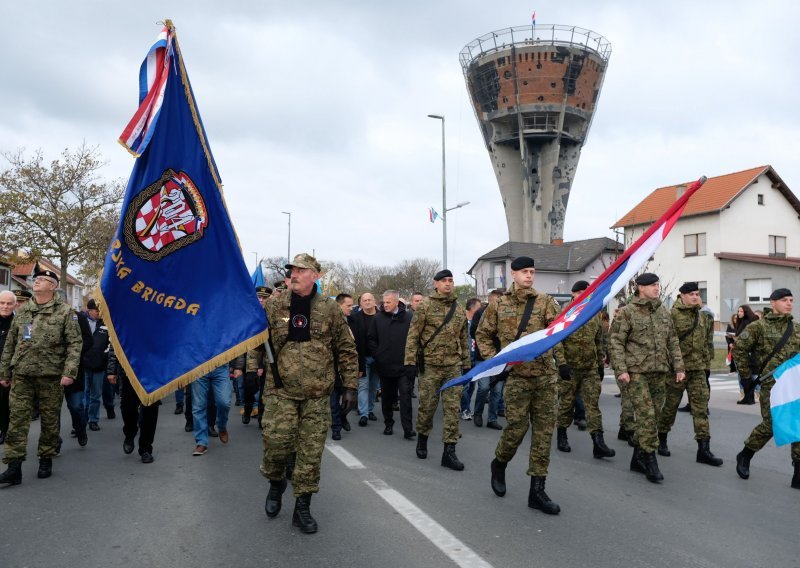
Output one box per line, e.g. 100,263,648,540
428,114,447,268
281,211,291,263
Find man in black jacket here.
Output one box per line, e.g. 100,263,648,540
368,290,415,438
349,293,379,426
0,291,15,444
83,299,110,429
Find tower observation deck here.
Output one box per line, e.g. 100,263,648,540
461,25,611,244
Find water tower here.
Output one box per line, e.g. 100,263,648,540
461,25,611,244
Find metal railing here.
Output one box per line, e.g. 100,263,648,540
460,24,612,72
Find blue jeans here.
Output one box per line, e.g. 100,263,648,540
474,376,502,422
460,381,475,413
64,390,87,435
358,356,380,417
191,365,231,447
83,369,106,423
175,388,185,405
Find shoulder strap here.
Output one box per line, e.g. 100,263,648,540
756,320,794,377
678,310,699,341
422,300,458,349
515,297,536,341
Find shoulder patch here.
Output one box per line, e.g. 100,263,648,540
738,330,749,341
71,314,78,320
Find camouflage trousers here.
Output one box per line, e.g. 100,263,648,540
416,364,462,444
557,368,603,433
260,394,330,496
658,369,710,439
3,376,64,463
495,373,558,477
744,377,800,461
628,372,667,453
615,376,635,431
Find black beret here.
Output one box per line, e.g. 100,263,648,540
33,267,59,284
678,282,699,294
571,280,590,293
86,299,98,310
635,273,659,286
510,256,535,271
13,289,31,301
770,288,793,301
255,286,272,298
434,269,453,281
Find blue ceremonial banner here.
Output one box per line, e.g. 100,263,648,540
252,263,265,287
98,20,268,404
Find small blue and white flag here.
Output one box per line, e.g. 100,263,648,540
770,354,800,446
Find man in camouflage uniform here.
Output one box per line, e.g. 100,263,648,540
0,268,82,485
477,256,569,515
241,285,271,425
608,273,685,484
733,288,800,488
404,269,470,471
609,301,635,445
260,253,357,534
657,282,722,466
557,280,615,459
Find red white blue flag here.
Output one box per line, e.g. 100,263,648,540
429,207,440,223
442,176,707,390
531,11,536,25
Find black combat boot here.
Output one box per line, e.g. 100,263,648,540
416,434,428,459
265,479,287,518
696,438,723,466
792,461,800,489
591,432,616,459
556,427,571,453
657,432,670,457
37,458,52,479
285,452,296,480
441,443,465,471
242,404,252,425
490,458,507,496
630,446,646,474
626,430,636,447
642,451,664,483
528,476,560,515
292,494,318,534
617,427,629,442
736,447,755,479
0,460,22,485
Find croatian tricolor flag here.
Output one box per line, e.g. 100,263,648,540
119,25,173,157
442,176,707,391
429,207,440,223
770,354,800,446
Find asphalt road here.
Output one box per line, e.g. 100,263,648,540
1,374,797,568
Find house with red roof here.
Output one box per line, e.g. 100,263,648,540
10,257,85,309
612,166,800,321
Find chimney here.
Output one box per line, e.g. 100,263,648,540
551,238,564,246
675,184,688,198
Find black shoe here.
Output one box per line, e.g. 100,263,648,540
285,453,296,481
265,479,287,518
441,443,465,471
473,414,483,427
792,461,800,489
341,417,351,432
242,412,251,425
642,451,664,483
332,431,341,441
106,406,116,419
736,447,755,479
486,421,503,431
89,422,100,432
368,412,377,421
37,458,52,479
383,424,393,435
657,432,671,457
174,404,183,415
591,432,616,459
0,460,22,485
416,434,428,459
626,430,636,447
292,494,318,534
184,421,193,433
140,451,154,464
630,447,646,474
490,458,507,497
358,416,368,427
0,431,6,445
404,430,416,440
677,403,691,413
208,426,219,437
77,430,88,447
70,429,77,438
617,427,629,442
528,476,560,515
574,418,587,431
123,437,135,454
696,438,723,466
556,427,571,452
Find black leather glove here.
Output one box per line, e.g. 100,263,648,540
598,366,605,380
558,364,572,380
340,388,357,414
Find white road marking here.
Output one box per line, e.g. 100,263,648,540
325,442,366,469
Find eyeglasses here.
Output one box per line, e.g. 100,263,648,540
33,277,56,284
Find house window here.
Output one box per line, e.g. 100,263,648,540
697,281,708,304
684,233,706,257
746,278,772,303
758,194,764,205
769,235,786,258
0,268,8,286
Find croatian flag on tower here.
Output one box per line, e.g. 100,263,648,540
770,354,800,446
442,176,707,391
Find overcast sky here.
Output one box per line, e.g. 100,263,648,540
2,1,798,284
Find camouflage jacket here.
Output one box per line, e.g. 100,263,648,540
403,291,470,369
0,295,82,380
607,317,621,369
475,284,564,377
671,297,714,371
246,347,264,374
263,290,357,399
608,297,684,376
563,313,604,370
732,312,800,381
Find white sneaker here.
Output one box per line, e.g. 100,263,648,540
461,410,472,420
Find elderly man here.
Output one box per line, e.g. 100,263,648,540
0,290,17,444
351,292,380,426
260,253,357,533
0,268,82,484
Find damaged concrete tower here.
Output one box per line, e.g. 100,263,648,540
461,25,611,244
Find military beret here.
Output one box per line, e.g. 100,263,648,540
274,281,286,289
86,299,98,310
635,273,659,286
571,280,590,293
678,282,699,294
433,269,453,281
33,267,59,284
285,253,321,273
770,288,792,301
255,286,272,298
13,289,31,301
510,256,535,271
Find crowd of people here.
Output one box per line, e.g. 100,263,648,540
0,255,798,535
